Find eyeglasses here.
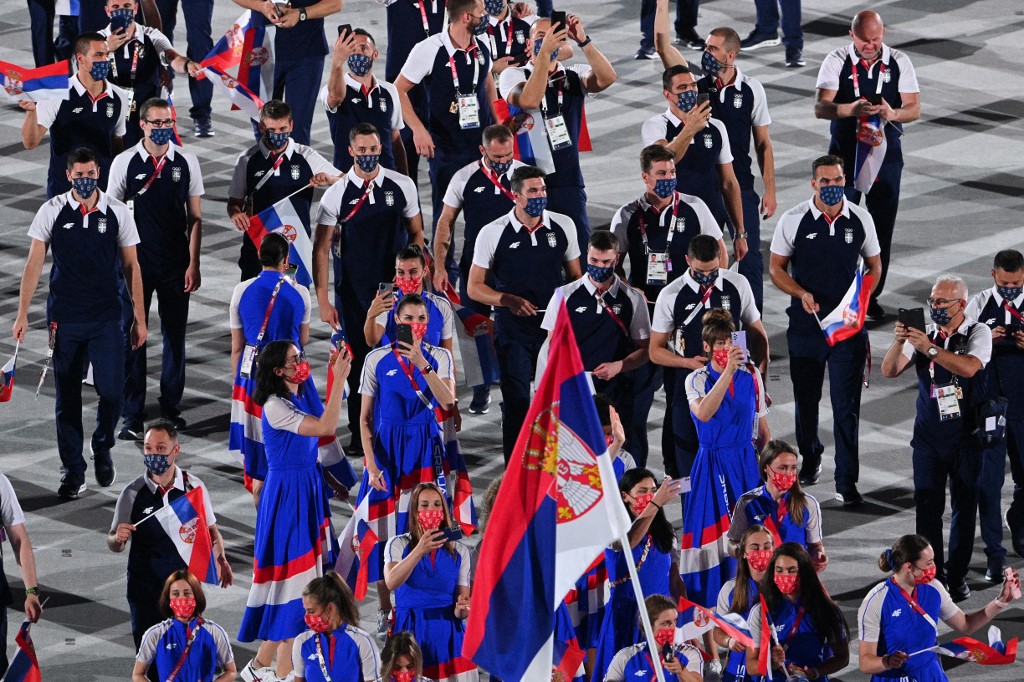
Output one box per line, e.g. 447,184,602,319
926,298,960,307
284,353,306,367
144,119,174,127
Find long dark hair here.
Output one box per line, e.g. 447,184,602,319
302,572,360,627
618,468,674,553
762,543,848,650
730,524,772,616
759,440,807,528
252,340,300,406
407,483,457,558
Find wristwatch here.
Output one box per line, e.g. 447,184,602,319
421,363,434,375
734,232,748,239
927,345,939,358
299,7,307,21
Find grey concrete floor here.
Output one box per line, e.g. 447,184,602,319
1,0,1024,679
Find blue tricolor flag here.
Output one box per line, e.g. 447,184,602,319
463,294,631,680
238,17,277,107
0,60,70,103
853,113,887,194
0,344,17,403
246,197,315,287
200,10,254,73
926,626,1018,665
2,620,41,682
817,263,874,347
151,487,218,585
201,65,264,121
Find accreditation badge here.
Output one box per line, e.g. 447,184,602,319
457,96,480,129
544,114,572,150
646,252,668,285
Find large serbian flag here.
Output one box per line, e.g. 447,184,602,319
463,293,631,680
237,15,277,107
818,262,874,347
0,60,70,103
202,65,264,121
151,487,218,584
246,197,315,287
200,10,256,74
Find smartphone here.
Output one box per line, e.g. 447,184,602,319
511,51,530,66
550,10,567,30
865,93,883,106
1005,567,1021,600
731,330,748,362
696,92,710,106
378,282,395,297
285,263,298,277
898,307,926,332
441,525,465,542
1005,323,1021,336
337,23,352,37
396,323,414,347
270,0,289,17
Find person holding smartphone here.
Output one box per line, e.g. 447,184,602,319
604,595,702,682
383,483,477,681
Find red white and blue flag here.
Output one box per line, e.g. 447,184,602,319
2,619,41,682
202,65,264,121
817,262,874,347
463,294,631,680
237,18,277,107
677,596,754,647
0,343,18,403
151,487,218,585
0,59,70,103
927,626,1018,665
200,11,255,74
853,113,887,194
494,96,592,170
246,197,314,287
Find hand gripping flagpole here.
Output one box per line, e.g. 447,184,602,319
616,528,668,682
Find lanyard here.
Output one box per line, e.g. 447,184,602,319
783,607,805,648
340,179,374,223
926,330,956,388
314,633,336,682
394,348,435,411
850,55,886,100
539,71,565,118
595,289,631,339
248,152,288,208
681,284,716,327
639,194,681,257
165,618,203,682
128,154,168,201
488,21,514,57
480,161,516,201
891,579,939,630
415,0,442,37
255,278,287,347
1004,300,1024,323
449,49,480,96
610,535,653,587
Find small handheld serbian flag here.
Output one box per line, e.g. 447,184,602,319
202,65,264,121
246,197,315,287
677,596,755,648
147,487,218,585
2,619,41,682
926,626,1018,665
816,262,874,347
0,59,70,103
0,343,17,403
200,10,255,74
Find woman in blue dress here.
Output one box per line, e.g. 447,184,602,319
357,294,474,635
238,340,352,681
858,534,1022,681
728,441,827,571
292,572,380,682
384,483,477,682
591,468,684,682
604,595,703,682
133,570,235,682
681,309,770,608
747,543,848,682
714,525,773,682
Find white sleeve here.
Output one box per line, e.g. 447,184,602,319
560,215,581,261
717,580,735,613
472,222,501,270
901,339,917,362
383,81,405,130
306,148,341,177
431,346,455,380
438,298,455,340
383,534,409,564
965,293,985,323
35,97,61,130
229,281,247,329
679,643,703,674
769,210,800,258
263,396,306,433
106,151,130,201
443,164,474,209
609,205,631,253
399,38,438,85
894,51,920,94
641,115,668,145
934,582,961,621
111,485,136,532
735,276,760,325
27,200,58,244
727,495,750,544
320,84,336,113
540,291,560,331
604,647,632,682
397,176,420,219
692,196,724,238
748,78,772,127
314,180,346,227
856,207,881,257
651,287,677,334
299,283,312,325
570,64,593,94
857,586,885,643
355,628,382,681
291,631,311,677
0,474,26,528
228,150,251,200
804,495,823,544
629,290,651,340
147,27,175,55
815,50,845,91
184,150,205,196
967,322,993,366
114,203,141,247
498,66,528,101
204,621,234,666
113,87,129,136
753,366,768,418
712,120,734,164
135,624,162,664
457,542,472,587
685,369,708,404
358,351,380,397
747,604,762,644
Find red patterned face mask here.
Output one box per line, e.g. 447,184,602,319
746,549,773,572
913,565,937,585
767,467,797,492
286,360,311,384
774,573,801,595
410,322,429,341
654,627,675,647
630,493,654,516
395,277,421,295
418,509,445,531
391,671,417,682
169,597,196,619
304,611,331,633
712,349,731,368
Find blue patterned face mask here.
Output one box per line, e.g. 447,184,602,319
818,184,845,207
110,8,134,32
533,38,559,61
587,263,614,283
354,154,380,173
653,178,676,198
89,59,111,81
264,130,289,149
144,453,171,475
691,269,718,287
676,89,698,112
488,156,514,175
701,49,720,75
930,302,959,326
997,285,1022,301
149,127,175,145
347,53,372,76
484,0,506,15
523,196,547,217
71,176,98,199
472,14,490,35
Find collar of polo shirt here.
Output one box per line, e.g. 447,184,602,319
807,194,852,221
346,166,383,188
583,274,621,297
71,72,113,97
143,465,185,493
344,71,378,93
68,187,110,213
847,42,892,68
682,267,722,292
136,139,177,161
259,136,295,159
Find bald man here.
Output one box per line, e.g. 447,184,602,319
814,10,920,322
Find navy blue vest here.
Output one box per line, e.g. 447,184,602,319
327,83,400,172
47,87,125,195
385,0,447,82
564,284,636,370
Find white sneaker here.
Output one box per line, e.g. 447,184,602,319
376,608,391,641
240,659,276,682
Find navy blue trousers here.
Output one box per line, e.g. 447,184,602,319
154,0,214,121
753,0,803,49
271,56,325,146
736,186,764,311
496,334,544,463
843,158,903,305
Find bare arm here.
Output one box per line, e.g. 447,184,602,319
6,524,41,622
577,37,616,94
209,524,234,588
433,204,462,290
295,352,350,437
230,328,247,379
391,129,409,176
717,162,745,237
485,73,499,122
891,91,920,123
653,0,686,69
751,124,777,218
747,319,770,375
648,330,706,370
12,240,47,341
20,104,47,150
313,223,340,327
120,245,148,349
395,75,434,159
690,360,738,422
769,253,816,308
815,87,876,121
564,257,582,281
467,264,504,308
407,213,425,249
184,195,202,292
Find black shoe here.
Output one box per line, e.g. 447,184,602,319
468,386,491,415
836,484,864,507
161,413,188,431
799,462,822,485
948,579,971,603
91,444,116,487
785,48,805,68
342,442,362,458
57,476,86,500
985,560,1006,583
194,119,214,138
118,420,143,441
866,300,886,323
740,31,780,50
634,47,656,60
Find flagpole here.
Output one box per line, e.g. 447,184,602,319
616,528,668,682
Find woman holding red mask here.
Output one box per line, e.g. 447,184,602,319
747,544,849,681
679,309,771,609
604,595,702,682
728,441,828,572
858,534,1021,682
591,469,684,681
383,483,477,681
132,570,236,682
380,632,425,682
292,572,380,682
714,525,774,682
356,295,475,639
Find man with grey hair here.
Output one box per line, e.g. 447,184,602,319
881,274,993,602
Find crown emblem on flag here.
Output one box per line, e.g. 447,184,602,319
248,47,270,66
4,69,23,96
524,406,604,523
178,517,199,544
280,224,298,242
220,73,238,89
